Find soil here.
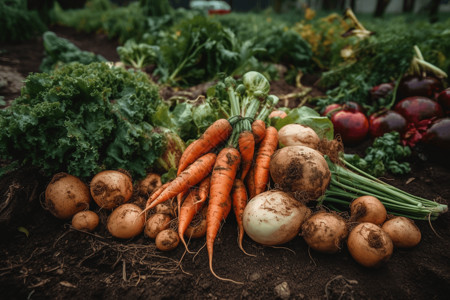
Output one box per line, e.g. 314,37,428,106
1,26,450,300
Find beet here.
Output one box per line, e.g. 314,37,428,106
394,96,444,125
396,75,443,102
331,110,369,145
421,118,450,152
322,101,364,117
370,82,395,103
369,110,407,138
437,88,450,116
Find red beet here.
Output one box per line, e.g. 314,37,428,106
322,101,364,117
396,75,443,101
437,88,450,116
369,110,407,138
394,96,444,125
422,118,450,150
370,82,395,103
331,110,369,145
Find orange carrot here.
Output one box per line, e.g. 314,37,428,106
144,182,170,217
178,176,210,253
177,119,232,175
245,165,256,199
254,126,278,195
251,119,266,144
238,130,255,180
144,152,216,213
206,147,242,284
231,179,254,257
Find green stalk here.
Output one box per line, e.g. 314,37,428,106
321,157,448,220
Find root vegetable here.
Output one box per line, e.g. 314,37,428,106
90,170,133,210
44,172,91,219
137,173,162,197
155,229,180,251
269,146,331,201
144,213,172,239
347,222,393,268
301,211,348,253
243,190,311,246
107,203,145,239
278,124,320,149
71,211,99,232
154,201,176,217
382,216,421,248
350,195,387,225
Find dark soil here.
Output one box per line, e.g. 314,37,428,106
1,26,450,300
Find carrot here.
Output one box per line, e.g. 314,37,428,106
254,126,278,195
177,119,232,176
206,147,242,284
251,119,266,144
245,165,256,199
231,179,255,257
144,182,170,217
238,130,255,180
144,152,217,213
178,176,210,253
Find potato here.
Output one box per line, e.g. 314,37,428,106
137,173,162,197
350,195,387,225
44,172,91,219
90,170,133,210
155,229,180,251
107,203,145,239
144,213,172,239
72,210,99,232
382,216,421,248
278,124,320,149
269,146,331,201
301,211,348,253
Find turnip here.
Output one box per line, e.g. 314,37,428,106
144,213,172,239
90,170,133,210
71,211,99,232
107,203,145,239
278,124,320,150
350,195,387,225
347,222,393,268
381,216,421,248
269,146,331,201
301,211,348,253
243,190,311,246
44,172,91,219
155,229,180,251
137,173,161,197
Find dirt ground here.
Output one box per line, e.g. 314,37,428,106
1,26,450,300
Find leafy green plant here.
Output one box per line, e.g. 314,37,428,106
0,63,164,179
117,40,158,69
343,132,411,177
0,0,47,42
40,31,107,72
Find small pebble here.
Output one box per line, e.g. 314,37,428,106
274,281,290,300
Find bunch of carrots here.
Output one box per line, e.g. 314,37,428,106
143,72,280,283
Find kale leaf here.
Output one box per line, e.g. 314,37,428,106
0,62,164,179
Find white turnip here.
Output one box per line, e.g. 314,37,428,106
347,222,393,268
107,203,145,239
90,170,133,210
278,124,320,150
71,210,99,232
301,211,348,253
382,216,421,248
269,146,331,201
350,195,387,225
44,172,91,219
243,190,311,246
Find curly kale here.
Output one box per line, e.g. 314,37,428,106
0,62,164,179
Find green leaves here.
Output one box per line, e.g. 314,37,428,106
0,63,164,179
343,132,411,177
272,106,334,140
